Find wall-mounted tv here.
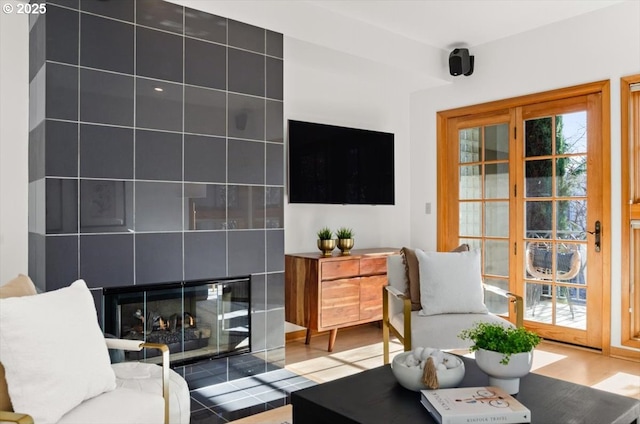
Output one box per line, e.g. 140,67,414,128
288,120,395,205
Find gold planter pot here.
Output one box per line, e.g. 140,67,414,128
336,238,354,255
317,239,336,256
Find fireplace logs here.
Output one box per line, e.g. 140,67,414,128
168,312,195,332
126,309,209,358
134,310,196,333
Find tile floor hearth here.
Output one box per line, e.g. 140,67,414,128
178,327,404,423
175,362,317,423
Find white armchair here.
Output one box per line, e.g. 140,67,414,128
382,251,523,364
0,275,190,424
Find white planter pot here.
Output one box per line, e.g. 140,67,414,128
475,348,533,394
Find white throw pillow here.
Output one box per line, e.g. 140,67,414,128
416,249,489,316
0,280,116,423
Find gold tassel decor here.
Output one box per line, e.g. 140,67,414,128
422,356,439,389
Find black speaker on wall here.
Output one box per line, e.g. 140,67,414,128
449,48,474,76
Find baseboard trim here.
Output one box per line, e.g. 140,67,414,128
286,329,308,342
610,346,640,362
539,339,602,354
285,323,383,342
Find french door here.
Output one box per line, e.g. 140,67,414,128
437,82,609,349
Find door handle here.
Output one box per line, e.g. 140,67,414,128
587,221,601,252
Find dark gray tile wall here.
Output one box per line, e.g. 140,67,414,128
28,1,285,379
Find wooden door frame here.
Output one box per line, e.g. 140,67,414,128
620,74,640,355
436,81,611,354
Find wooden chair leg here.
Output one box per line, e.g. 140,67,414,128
327,329,338,352
382,321,390,365
305,328,312,345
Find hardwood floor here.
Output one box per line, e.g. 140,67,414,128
229,323,639,423
284,323,639,399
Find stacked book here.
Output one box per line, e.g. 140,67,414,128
420,386,531,424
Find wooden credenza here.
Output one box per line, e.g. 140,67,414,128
285,248,399,351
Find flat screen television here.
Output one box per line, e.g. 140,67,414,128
288,120,395,205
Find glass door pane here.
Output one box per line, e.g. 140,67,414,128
458,123,510,315
523,112,588,330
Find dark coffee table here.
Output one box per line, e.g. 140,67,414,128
292,356,640,423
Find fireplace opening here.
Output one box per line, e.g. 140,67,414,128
103,276,251,365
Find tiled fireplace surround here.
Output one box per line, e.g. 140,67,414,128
27,0,286,399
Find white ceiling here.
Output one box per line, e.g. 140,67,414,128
307,0,625,50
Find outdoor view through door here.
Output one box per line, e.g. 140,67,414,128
522,108,590,333
438,82,609,350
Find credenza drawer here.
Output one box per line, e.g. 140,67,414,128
359,275,387,321
321,278,360,327
359,257,387,275
321,259,360,280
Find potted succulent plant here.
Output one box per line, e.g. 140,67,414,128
335,227,355,255
317,227,336,256
459,322,541,394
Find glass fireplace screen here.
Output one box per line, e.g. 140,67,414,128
103,276,250,365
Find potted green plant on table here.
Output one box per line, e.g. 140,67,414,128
317,227,336,256
459,322,541,394
335,227,355,255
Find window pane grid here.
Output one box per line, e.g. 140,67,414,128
458,123,510,314
524,111,588,329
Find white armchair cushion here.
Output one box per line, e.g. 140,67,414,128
416,249,488,316
112,362,191,424
57,387,164,424
0,280,116,423
390,311,510,349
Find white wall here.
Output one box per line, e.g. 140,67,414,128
283,38,415,253
409,0,640,351
0,10,29,284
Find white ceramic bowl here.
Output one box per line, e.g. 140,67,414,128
391,351,465,392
